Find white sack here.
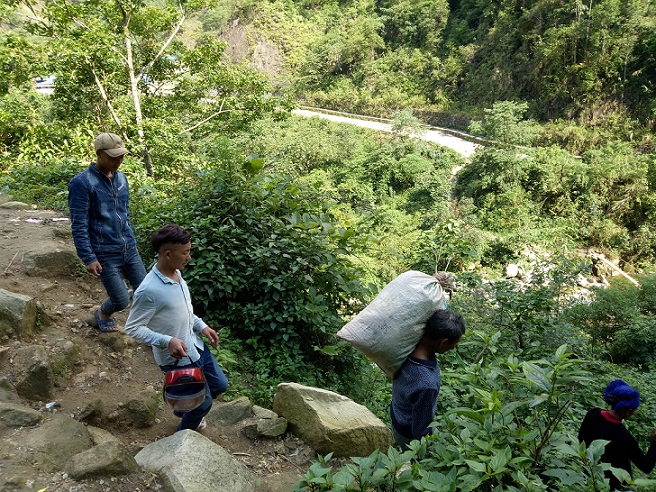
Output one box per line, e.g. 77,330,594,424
336,270,447,378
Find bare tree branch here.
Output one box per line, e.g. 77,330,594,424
138,0,186,84
180,99,237,134
91,67,127,141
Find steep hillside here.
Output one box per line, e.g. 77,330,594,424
0,200,306,491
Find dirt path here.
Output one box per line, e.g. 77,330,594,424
293,108,483,158
0,200,306,491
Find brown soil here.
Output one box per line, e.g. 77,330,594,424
0,203,309,491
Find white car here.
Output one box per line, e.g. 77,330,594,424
35,75,56,92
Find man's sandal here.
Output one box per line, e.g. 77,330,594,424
94,309,118,333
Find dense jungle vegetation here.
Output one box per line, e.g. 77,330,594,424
1,0,656,489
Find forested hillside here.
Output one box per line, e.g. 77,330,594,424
229,0,656,130
1,0,656,490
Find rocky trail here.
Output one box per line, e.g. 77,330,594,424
0,197,313,492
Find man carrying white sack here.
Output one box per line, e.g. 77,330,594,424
390,308,465,449
336,270,458,379
335,270,463,447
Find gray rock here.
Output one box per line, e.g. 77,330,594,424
207,396,252,426
241,416,288,439
0,463,40,491
257,417,287,437
78,398,103,424
252,405,278,419
136,429,256,492
66,440,139,479
17,414,93,473
23,247,80,277
112,387,160,428
0,201,31,209
0,401,42,427
273,382,392,458
0,377,19,402
87,425,120,445
0,288,37,339
13,345,54,401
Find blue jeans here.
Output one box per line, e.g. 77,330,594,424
96,248,146,316
393,426,413,451
160,343,228,431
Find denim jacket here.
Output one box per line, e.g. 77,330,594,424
68,163,138,265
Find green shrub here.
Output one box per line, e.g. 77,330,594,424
0,157,85,211
296,344,646,491
565,275,656,365
148,161,372,403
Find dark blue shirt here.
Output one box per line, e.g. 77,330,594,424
391,356,441,440
68,163,138,265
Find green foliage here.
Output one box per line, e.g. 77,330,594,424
468,101,540,146
0,157,82,210
0,33,41,95
0,118,96,209
565,274,656,365
138,158,372,403
455,140,656,265
295,262,656,490
390,108,426,139
295,344,638,491
2,0,289,175
378,0,449,51
0,90,48,154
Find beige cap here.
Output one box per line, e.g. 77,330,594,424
94,132,129,157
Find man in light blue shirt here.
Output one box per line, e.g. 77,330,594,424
125,224,228,431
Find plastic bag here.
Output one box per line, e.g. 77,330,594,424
336,270,447,378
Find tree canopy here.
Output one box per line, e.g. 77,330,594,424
1,0,291,175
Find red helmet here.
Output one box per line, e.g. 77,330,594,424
163,368,206,412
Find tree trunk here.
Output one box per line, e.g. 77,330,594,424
123,16,153,176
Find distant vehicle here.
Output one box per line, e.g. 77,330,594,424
34,75,56,91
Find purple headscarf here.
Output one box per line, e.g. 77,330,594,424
603,379,640,411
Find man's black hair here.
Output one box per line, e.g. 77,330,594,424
424,309,466,341
151,224,191,253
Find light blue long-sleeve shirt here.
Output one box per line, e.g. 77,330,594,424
125,265,206,366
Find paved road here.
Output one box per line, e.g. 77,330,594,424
293,109,481,158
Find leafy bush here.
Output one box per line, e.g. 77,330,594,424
468,101,540,146
565,274,656,365
142,159,373,403
1,157,85,211
296,344,656,491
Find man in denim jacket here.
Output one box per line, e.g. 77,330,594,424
68,133,146,332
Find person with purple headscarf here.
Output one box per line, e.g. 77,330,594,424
579,379,656,490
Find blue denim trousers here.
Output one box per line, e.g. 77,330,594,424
392,426,413,451
96,248,146,316
160,343,229,431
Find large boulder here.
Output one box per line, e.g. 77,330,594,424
135,429,256,492
0,377,20,402
11,414,93,473
23,247,80,277
207,396,253,426
66,441,139,479
108,387,160,428
273,382,392,457
0,288,37,339
0,401,42,428
12,345,55,401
